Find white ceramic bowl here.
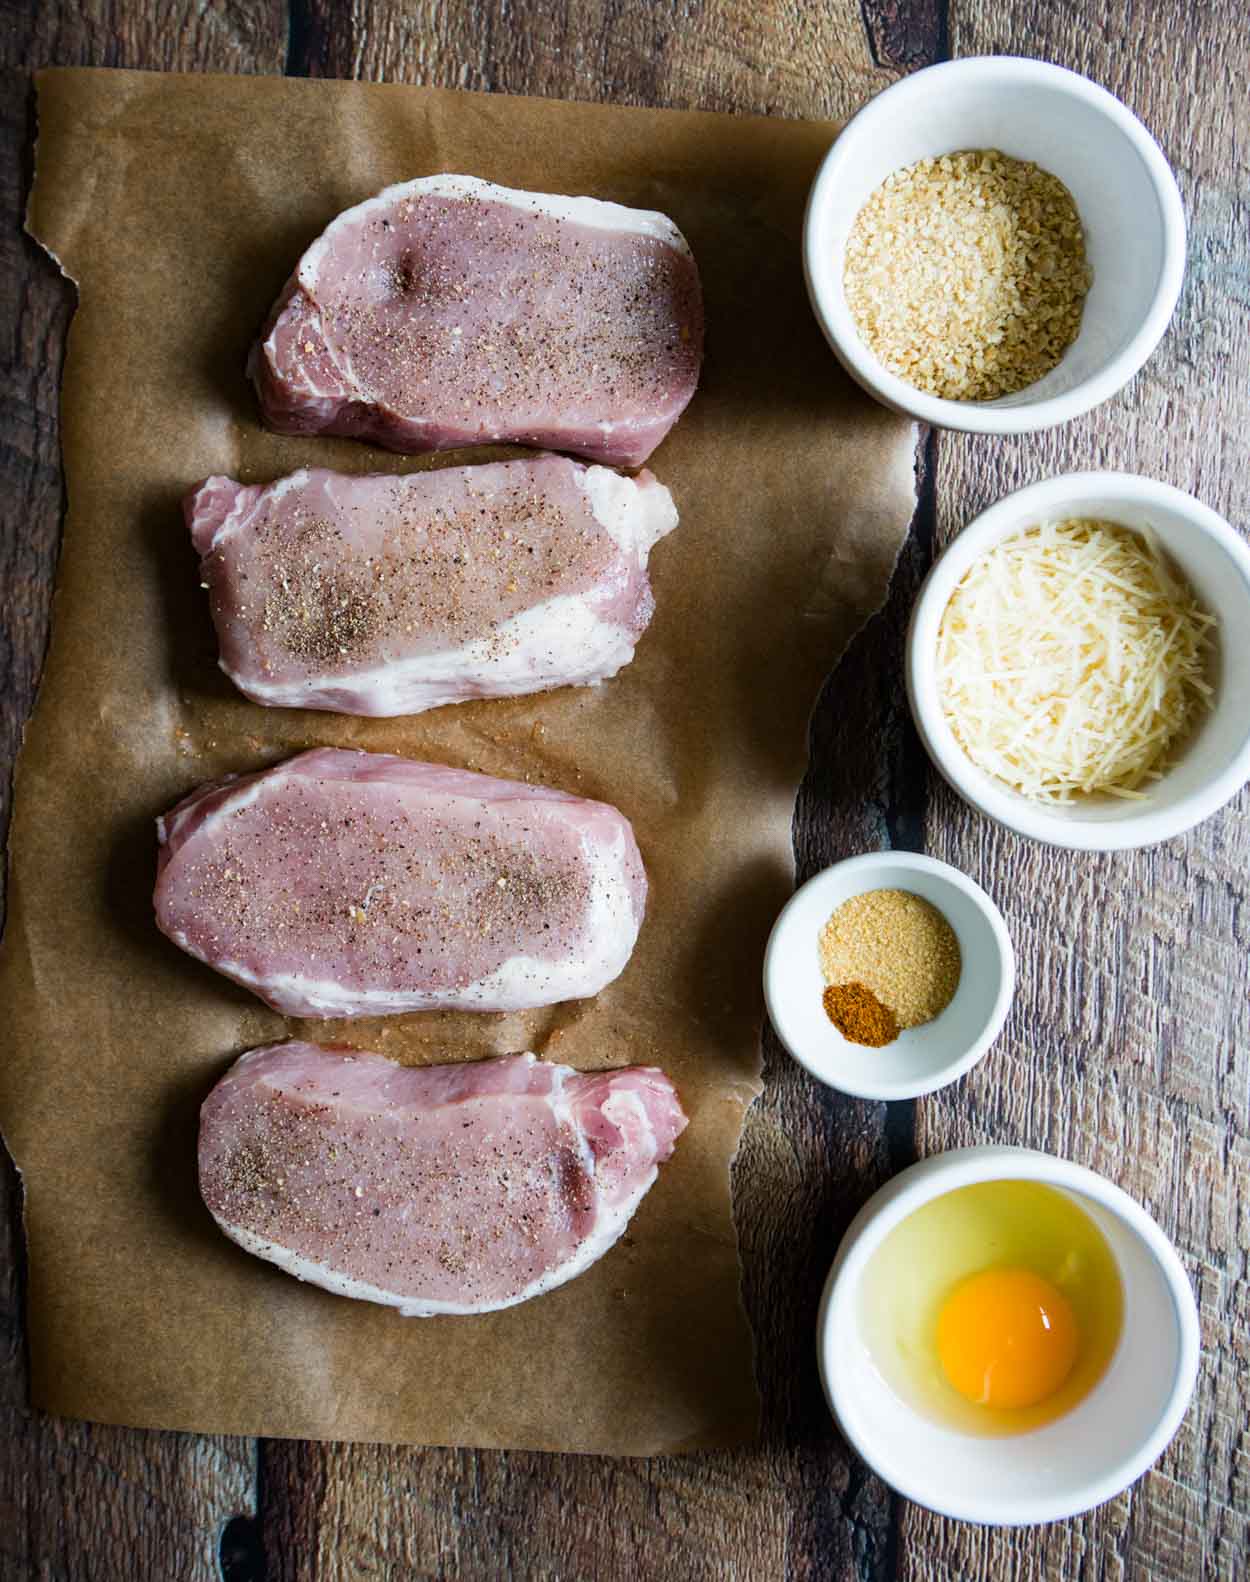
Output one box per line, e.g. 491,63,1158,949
906,472,1250,850
803,57,1186,432
818,1146,1200,1525
762,851,1013,1100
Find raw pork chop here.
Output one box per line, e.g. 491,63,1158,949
250,174,703,467
154,748,646,1017
199,1043,687,1316
186,456,677,716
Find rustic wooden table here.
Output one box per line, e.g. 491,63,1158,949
3,2,1247,1578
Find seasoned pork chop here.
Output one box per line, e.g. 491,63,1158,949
199,1044,688,1316
154,749,646,1016
186,457,677,716
250,174,703,466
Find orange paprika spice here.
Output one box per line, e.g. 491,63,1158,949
822,980,899,1047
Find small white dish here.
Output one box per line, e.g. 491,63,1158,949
906,471,1250,850
762,851,1013,1101
803,57,1186,432
818,1146,1201,1526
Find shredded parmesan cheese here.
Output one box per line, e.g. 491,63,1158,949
937,519,1217,804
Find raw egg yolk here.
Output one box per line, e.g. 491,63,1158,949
937,1267,1079,1410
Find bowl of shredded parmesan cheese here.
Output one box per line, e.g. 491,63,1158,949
907,473,1250,849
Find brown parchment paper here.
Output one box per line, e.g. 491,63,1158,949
2,67,915,1454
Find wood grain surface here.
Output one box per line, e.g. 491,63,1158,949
1,2,1245,1579
904,7,1250,1580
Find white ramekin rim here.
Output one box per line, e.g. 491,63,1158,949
817,1145,1202,1525
803,56,1187,434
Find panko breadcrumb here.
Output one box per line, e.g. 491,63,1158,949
843,149,1091,402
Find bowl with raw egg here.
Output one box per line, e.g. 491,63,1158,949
818,1146,1200,1525
906,472,1250,849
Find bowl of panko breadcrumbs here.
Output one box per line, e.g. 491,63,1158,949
803,57,1186,433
